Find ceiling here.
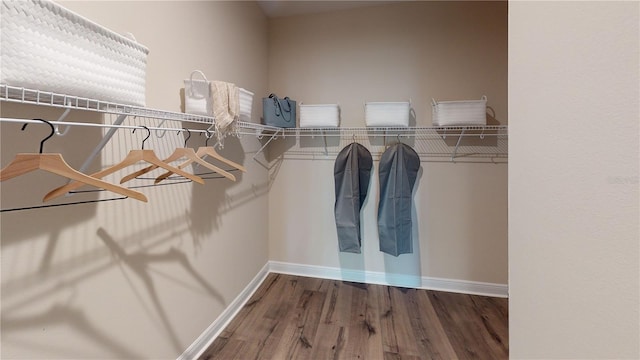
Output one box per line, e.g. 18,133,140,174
257,0,396,18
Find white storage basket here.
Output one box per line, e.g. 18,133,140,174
1,0,149,106
365,101,410,127
432,96,487,126
239,88,254,121
300,104,340,128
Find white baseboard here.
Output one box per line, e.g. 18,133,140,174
268,260,508,298
179,260,507,359
177,262,270,360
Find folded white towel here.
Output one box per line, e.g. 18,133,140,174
210,81,239,146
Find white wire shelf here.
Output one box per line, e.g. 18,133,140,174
266,125,507,137
254,126,508,162
0,84,304,134
1,84,508,162
0,84,216,124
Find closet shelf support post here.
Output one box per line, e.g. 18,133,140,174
253,128,282,160
322,130,328,155
77,113,129,174
451,128,466,161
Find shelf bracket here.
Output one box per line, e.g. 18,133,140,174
322,130,328,155
253,128,282,161
53,102,73,136
451,128,466,162
77,113,129,174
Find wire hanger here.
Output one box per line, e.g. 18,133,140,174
0,119,147,202
121,128,235,184
43,126,204,202
176,129,247,173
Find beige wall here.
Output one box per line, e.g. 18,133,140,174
7,1,637,359
0,1,269,359
267,1,508,285
509,1,639,358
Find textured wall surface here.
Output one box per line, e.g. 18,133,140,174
509,1,639,358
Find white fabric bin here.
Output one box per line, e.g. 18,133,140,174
432,96,487,126
300,104,340,128
239,88,254,121
365,101,410,127
1,0,149,106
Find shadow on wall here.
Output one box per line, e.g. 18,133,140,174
299,132,341,151
1,225,226,358
1,118,262,304
1,207,220,317
97,227,225,354
1,303,144,359
186,134,246,244
0,104,105,245
0,216,228,357
263,131,295,163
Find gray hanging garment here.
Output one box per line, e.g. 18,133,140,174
334,143,373,253
378,143,421,256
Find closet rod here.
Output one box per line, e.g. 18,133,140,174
275,126,508,138
0,117,274,139
0,117,211,135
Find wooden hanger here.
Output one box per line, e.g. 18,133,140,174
153,146,236,183
44,126,204,202
0,119,147,202
121,129,235,183
176,130,247,173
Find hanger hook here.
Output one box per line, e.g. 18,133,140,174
22,118,55,153
204,129,212,147
142,126,151,149
180,128,191,147
132,126,151,149
54,106,73,136
155,119,168,138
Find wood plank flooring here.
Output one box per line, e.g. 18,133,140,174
200,273,508,360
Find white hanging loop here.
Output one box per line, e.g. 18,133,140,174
155,119,169,138
54,102,73,136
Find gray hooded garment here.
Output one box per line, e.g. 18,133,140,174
378,143,421,256
334,143,373,253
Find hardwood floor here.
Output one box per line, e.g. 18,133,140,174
200,273,508,360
